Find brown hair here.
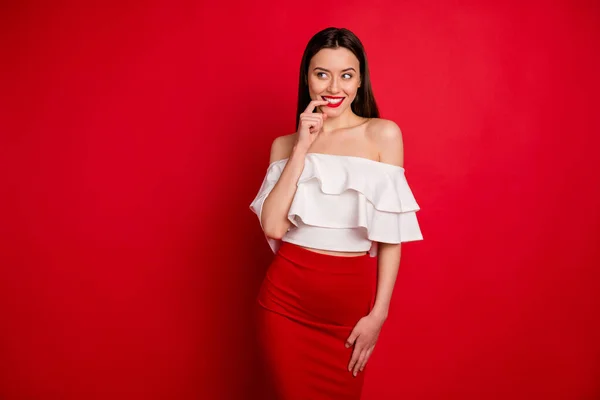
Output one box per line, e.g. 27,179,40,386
296,27,380,128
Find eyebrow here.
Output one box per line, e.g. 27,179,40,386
314,67,356,73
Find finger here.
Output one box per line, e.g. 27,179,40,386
302,109,327,118
313,118,323,133
302,116,324,132
348,345,361,372
300,116,320,123
354,350,367,376
345,330,359,348
300,115,323,124
304,99,329,114
360,348,373,372
301,110,326,119
303,119,321,133
300,115,320,121
300,117,320,127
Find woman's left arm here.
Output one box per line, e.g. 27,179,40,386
371,242,402,321
346,120,405,376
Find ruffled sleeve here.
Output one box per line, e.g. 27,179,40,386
249,160,286,253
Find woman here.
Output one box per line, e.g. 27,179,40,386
250,27,423,399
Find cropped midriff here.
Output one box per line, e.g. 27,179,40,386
289,244,368,257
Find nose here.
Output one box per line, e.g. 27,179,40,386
328,77,340,93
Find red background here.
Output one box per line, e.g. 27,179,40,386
1,1,599,399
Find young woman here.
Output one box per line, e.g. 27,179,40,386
250,27,423,399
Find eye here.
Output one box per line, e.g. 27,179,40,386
342,73,353,79
317,72,328,78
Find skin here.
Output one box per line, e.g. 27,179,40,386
260,47,405,377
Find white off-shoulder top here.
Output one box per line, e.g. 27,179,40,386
249,152,423,257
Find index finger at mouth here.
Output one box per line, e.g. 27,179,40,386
304,100,329,113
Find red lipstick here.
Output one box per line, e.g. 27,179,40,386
321,96,345,108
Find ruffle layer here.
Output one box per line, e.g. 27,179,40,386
249,153,423,257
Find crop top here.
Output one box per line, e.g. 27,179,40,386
249,152,423,257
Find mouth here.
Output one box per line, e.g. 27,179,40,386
321,96,345,108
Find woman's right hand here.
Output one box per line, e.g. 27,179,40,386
296,100,329,150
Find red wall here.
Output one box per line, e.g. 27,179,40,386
1,1,599,399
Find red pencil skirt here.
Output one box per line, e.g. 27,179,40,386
254,241,377,400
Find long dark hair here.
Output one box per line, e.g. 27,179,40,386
296,27,380,128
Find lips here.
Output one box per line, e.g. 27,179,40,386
321,96,345,108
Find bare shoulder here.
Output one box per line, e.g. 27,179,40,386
366,118,404,167
269,132,298,164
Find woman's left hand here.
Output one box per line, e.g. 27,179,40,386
345,313,385,376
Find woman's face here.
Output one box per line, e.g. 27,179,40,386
307,47,361,117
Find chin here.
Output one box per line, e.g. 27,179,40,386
325,106,346,115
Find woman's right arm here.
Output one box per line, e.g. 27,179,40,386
260,140,308,239
260,100,329,239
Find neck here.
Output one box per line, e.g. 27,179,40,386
321,108,361,133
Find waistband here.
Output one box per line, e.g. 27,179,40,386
277,241,374,271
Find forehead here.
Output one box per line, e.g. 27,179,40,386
309,47,359,70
